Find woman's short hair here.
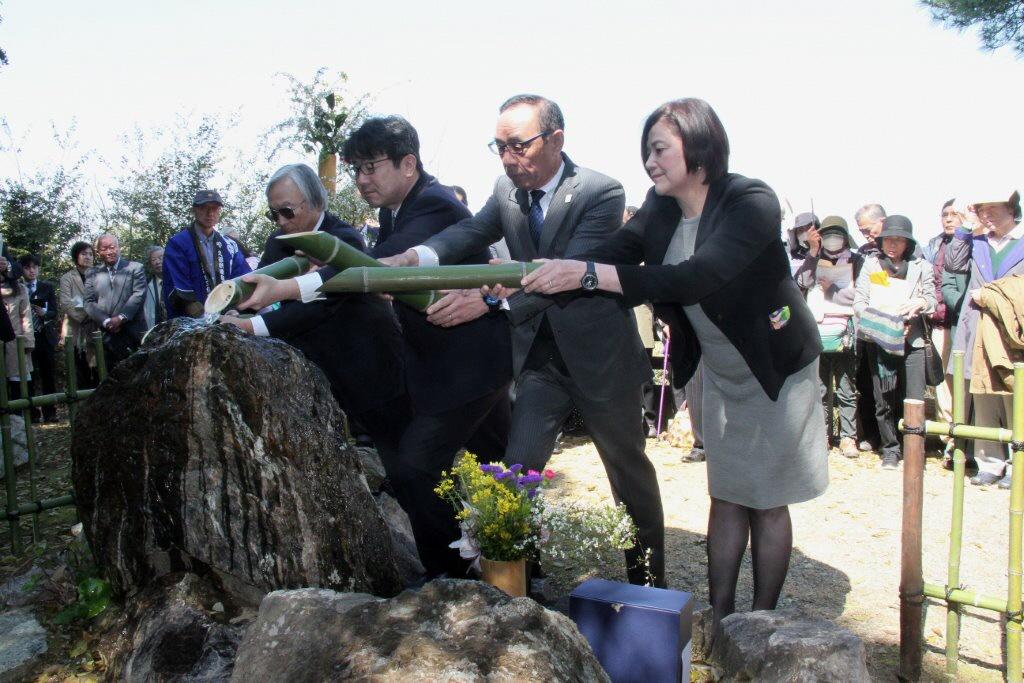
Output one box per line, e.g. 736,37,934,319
70,241,92,262
641,98,729,185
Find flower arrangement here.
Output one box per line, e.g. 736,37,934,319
539,500,641,587
435,453,553,563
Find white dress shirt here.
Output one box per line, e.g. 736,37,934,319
251,212,325,337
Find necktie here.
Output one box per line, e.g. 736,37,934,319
529,190,545,249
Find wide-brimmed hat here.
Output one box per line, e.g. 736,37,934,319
969,190,1021,221
877,215,916,250
793,212,818,229
819,215,848,236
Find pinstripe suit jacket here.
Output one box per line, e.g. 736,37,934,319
423,154,650,399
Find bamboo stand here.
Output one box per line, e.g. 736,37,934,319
899,356,1024,681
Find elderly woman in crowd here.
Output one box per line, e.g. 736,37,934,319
852,216,936,470
512,98,828,633
58,241,98,389
946,191,1024,488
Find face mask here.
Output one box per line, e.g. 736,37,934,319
822,235,845,252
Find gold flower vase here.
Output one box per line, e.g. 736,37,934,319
480,557,527,597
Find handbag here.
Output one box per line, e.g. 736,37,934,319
920,315,944,387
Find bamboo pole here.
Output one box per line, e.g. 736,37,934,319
3,389,94,412
64,337,79,424
0,341,20,554
917,421,1014,444
945,351,966,680
0,494,74,522
204,255,309,315
901,398,926,681
1007,363,1024,682
320,262,544,294
274,231,439,311
93,332,107,382
15,338,39,543
924,582,1011,613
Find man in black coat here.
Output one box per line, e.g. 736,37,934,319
238,121,513,578
220,164,407,468
20,254,58,422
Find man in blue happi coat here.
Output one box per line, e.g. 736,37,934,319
162,190,251,318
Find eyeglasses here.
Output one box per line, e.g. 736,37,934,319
488,131,550,157
346,157,392,178
265,200,307,223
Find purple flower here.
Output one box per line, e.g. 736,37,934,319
494,470,513,481
527,488,539,499
509,463,523,474
520,473,543,486
479,464,502,474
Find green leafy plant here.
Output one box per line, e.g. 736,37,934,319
53,577,111,625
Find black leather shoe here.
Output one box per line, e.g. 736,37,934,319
971,472,1002,487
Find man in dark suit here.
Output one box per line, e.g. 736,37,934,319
383,95,664,586
84,234,147,366
20,254,58,422
219,163,407,471
237,122,513,578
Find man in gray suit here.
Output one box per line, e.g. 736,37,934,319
85,234,147,365
384,94,664,586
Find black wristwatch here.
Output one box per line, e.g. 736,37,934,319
580,261,599,291
482,293,502,314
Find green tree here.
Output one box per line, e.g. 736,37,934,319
921,0,1024,56
107,115,230,260
267,68,374,226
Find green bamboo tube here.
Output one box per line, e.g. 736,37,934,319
204,255,310,315
64,336,79,424
1006,363,1024,683
0,493,75,522
945,351,966,680
93,332,107,382
275,232,439,311
4,390,94,412
320,262,543,294
0,341,20,555
15,338,39,543
924,582,1010,614
913,420,1014,445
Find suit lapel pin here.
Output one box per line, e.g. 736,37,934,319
564,194,572,203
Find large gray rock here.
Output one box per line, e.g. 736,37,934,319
102,573,248,682
232,579,610,682
72,320,404,602
376,492,425,586
0,608,47,681
710,609,869,682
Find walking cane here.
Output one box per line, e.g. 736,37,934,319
656,336,671,435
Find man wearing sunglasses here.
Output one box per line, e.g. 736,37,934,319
382,94,664,587
162,190,251,318
220,164,407,487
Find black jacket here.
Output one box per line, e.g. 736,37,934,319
586,173,821,401
257,213,405,417
372,173,512,414
27,279,59,347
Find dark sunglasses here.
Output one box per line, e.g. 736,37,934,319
265,200,306,223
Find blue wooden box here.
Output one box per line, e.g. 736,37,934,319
569,578,693,683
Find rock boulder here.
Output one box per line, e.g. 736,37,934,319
232,579,610,682
72,320,404,602
710,608,869,682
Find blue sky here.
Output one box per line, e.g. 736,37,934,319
1,0,1021,240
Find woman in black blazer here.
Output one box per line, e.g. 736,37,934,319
512,99,828,632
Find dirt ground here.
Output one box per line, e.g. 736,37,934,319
3,413,1016,681
546,430,1014,682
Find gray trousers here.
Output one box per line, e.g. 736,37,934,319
505,358,665,585
819,352,858,442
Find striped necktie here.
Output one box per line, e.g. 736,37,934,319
529,190,545,248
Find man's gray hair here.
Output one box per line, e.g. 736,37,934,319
145,245,164,258
266,164,328,212
95,233,119,247
854,204,886,224
499,94,565,132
